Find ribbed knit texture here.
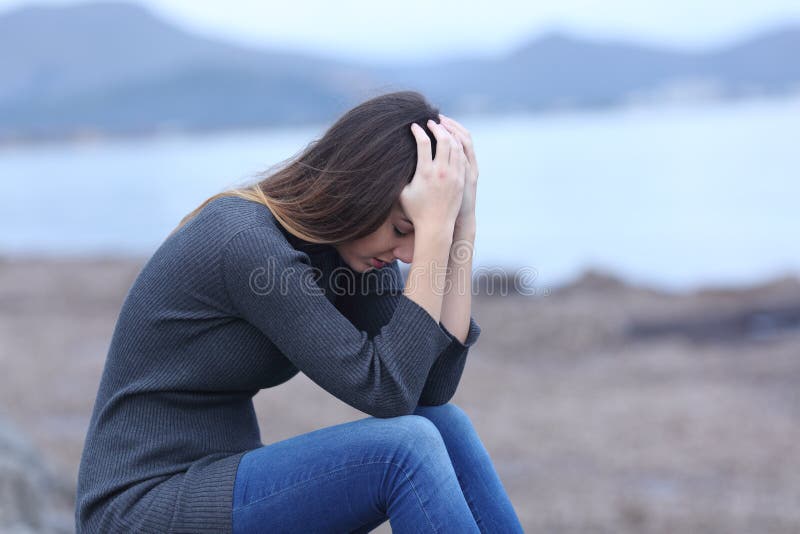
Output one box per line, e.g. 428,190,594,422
75,195,481,533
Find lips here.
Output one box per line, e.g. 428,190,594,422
370,258,386,269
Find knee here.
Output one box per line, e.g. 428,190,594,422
376,414,447,457
426,402,470,422
414,402,475,435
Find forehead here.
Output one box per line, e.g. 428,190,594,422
390,199,404,216
391,200,411,222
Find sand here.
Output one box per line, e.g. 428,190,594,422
1,256,799,533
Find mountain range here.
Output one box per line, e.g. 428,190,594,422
1,1,798,142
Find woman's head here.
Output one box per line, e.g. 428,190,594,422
334,196,416,272
170,90,441,272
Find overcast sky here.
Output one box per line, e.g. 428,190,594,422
2,0,799,62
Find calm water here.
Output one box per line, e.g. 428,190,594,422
1,97,798,290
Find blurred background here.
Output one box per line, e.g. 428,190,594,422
1,0,799,532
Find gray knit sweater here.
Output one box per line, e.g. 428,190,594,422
75,195,481,533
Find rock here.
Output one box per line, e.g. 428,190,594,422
0,417,71,534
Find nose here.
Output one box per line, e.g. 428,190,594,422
393,243,413,264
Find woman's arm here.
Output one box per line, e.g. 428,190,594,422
438,113,479,345
439,221,476,344
421,221,481,405
335,258,481,406
222,224,455,418
221,118,467,419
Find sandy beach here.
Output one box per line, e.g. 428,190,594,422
1,255,799,533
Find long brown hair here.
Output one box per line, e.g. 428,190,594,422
168,90,441,245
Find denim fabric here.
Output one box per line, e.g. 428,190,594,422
232,403,524,533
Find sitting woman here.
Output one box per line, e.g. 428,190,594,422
75,90,523,533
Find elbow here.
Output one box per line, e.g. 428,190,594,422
364,395,418,419
369,407,414,419
416,383,457,407
416,392,454,408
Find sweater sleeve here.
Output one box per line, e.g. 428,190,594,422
221,225,454,418
334,259,481,406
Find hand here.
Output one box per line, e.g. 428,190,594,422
400,119,467,233
438,114,478,232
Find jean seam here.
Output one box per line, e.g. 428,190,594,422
454,468,484,532
232,458,438,532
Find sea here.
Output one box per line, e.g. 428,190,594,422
1,96,798,291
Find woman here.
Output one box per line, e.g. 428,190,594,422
75,91,523,533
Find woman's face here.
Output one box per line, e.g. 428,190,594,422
334,200,415,273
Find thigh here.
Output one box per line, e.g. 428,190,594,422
232,415,437,534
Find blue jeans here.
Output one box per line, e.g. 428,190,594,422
232,403,524,533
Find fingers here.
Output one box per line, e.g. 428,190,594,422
436,119,467,178
411,119,465,184
426,119,457,169
428,120,466,173
438,113,469,140
438,114,477,170
409,123,432,176
439,115,472,157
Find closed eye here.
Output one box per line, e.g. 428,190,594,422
393,226,408,237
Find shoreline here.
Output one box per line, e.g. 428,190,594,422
2,251,798,296
2,93,799,152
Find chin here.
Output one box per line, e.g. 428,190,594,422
339,252,371,273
